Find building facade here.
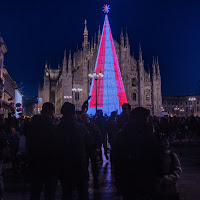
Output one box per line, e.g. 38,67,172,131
39,23,162,116
23,96,38,117
163,95,200,117
0,34,22,117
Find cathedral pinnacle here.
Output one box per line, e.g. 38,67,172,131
64,50,67,60
152,56,156,77
156,56,160,78
139,43,142,61
45,59,48,69
62,50,67,72
125,28,129,47
120,28,124,47
83,19,88,36
98,25,101,44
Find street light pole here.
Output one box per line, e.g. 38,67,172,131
88,72,104,113
72,88,82,110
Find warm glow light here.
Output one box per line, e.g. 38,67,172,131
188,97,196,101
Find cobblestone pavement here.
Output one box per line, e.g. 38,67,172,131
2,141,200,200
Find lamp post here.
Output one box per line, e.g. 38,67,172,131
64,95,72,102
88,72,104,112
188,97,196,115
72,88,82,110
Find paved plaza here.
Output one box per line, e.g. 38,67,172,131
2,141,200,200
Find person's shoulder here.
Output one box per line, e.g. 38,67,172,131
88,121,96,128
31,114,43,122
77,122,87,129
171,151,179,160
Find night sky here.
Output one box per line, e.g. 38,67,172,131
0,0,200,97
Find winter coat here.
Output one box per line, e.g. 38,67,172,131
85,122,102,150
155,149,182,196
28,115,57,175
116,123,161,195
56,117,91,184
0,129,7,161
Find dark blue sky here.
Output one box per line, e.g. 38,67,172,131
1,0,200,97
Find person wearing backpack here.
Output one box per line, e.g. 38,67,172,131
154,136,182,200
0,115,7,200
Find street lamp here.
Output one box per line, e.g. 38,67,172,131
64,95,72,102
72,88,82,110
188,97,196,115
88,72,104,112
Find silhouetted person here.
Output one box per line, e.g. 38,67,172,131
7,126,20,173
116,107,161,200
76,111,83,123
95,110,108,161
29,102,57,200
154,136,182,200
0,116,7,200
56,102,90,200
82,113,102,189
116,103,131,132
82,96,91,114
107,111,117,166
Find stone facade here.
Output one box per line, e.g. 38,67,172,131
0,34,22,117
163,95,200,117
38,23,162,116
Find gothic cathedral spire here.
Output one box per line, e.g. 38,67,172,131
83,20,89,54
120,28,124,47
62,50,67,73
98,25,101,44
139,43,143,61
125,28,129,47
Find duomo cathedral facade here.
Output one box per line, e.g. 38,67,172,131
38,22,162,116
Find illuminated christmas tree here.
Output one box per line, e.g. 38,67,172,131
87,5,127,116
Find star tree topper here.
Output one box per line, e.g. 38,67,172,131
103,4,110,14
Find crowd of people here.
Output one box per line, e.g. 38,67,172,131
1,100,200,199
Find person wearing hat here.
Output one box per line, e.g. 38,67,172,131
28,102,57,200
56,102,91,200
115,107,161,199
